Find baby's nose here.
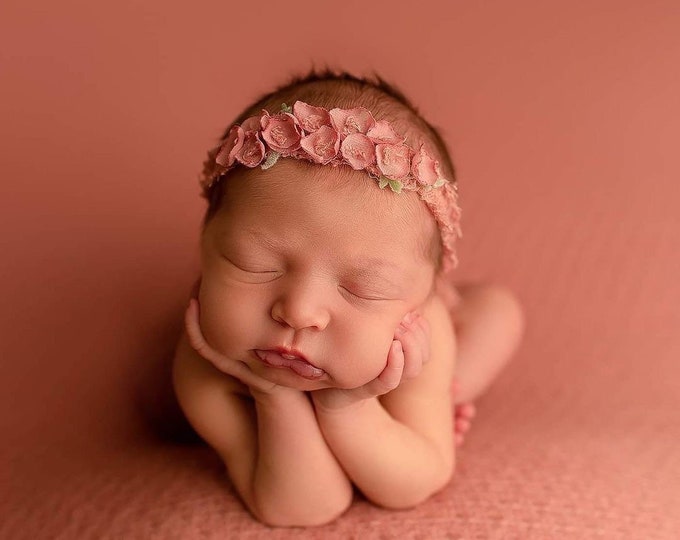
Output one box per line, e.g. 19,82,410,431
270,281,331,331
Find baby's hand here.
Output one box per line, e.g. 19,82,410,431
184,298,280,395
311,311,430,412
394,311,431,380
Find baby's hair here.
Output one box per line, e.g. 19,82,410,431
201,67,459,271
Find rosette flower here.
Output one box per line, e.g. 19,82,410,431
200,144,228,189
330,107,376,138
340,133,376,169
300,125,340,164
241,114,263,132
376,143,412,180
260,112,302,155
411,145,445,187
293,101,332,132
367,120,405,144
215,125,244,168
235,131,266,167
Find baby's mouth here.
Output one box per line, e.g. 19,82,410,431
254,350,325,380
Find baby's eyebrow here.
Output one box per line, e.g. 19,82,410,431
354,258,400,273
349,258,406,288
219,227,279,250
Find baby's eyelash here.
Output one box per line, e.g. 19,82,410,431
224,256,280,277
339,285,386,302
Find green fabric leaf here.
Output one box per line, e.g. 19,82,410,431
378,177,389,189
433,178,446,188
388,179,403,193
280,103,292,113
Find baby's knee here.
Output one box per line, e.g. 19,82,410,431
457,283,525,338
480,284,525,342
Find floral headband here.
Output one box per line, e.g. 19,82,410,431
199,100,462,272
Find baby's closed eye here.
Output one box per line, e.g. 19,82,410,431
339,285,387,301
338,280,401,303
221,254,282,282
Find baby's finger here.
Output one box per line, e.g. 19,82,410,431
367,340,405,396
397,332,423,379
184,300,252,381
396,315,428,378
413,315,431,362
184,299,212,356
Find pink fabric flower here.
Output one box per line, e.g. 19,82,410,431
241,114,263,132
411,145,443,186
235,131,265,167
367,120,404,144
330,107,376,138
340,133,376,169
215,125,244,168
200,145,228,188
293,101,332,132
376,143,411,179
260,112,302,155
300,125,340,164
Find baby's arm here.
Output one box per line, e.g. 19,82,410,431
173,302,353,527
311,295,456,509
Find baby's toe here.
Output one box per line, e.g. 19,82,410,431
455,417,471,433
456,402,476,420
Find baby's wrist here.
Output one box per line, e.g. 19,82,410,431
249,383,303,405
311,391,371,416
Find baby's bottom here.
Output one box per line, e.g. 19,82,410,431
449,282,525,404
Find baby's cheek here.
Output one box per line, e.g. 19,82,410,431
349,325,397,379
198,285,253,355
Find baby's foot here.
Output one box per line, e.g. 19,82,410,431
454,402,476,446
452,377,476,446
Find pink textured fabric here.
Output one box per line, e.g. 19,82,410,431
2,2,679,539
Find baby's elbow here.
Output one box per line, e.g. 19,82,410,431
373,462,456,511
251,492,352,528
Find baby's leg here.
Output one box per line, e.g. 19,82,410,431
451,283,525,404
448,283,524,445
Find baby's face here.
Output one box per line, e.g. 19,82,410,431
198,160,437,391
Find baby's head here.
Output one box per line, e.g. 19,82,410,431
200,69,461,275
195,70,462,389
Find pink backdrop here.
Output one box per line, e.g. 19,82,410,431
2,1,679,538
